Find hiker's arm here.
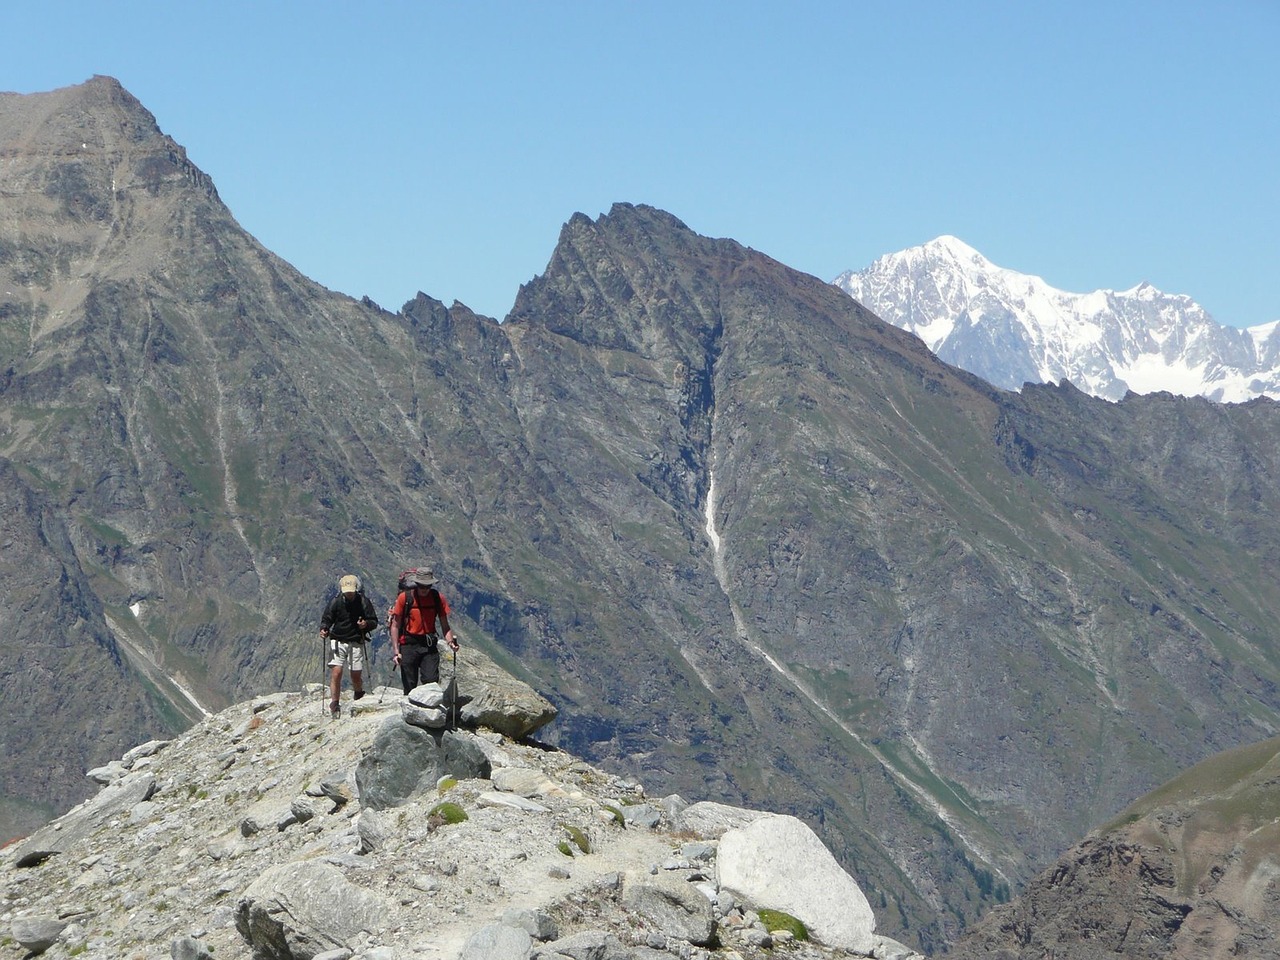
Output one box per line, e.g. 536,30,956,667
319,599,333,637
388,600,402,661
440,612,458,650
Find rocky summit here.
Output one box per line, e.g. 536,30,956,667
0,672,921,960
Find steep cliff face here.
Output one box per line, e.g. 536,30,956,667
5,79,1280,953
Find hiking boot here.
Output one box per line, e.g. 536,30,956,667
329,700,340,718
354,690,365,701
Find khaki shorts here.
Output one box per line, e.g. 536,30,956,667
328,639,367,671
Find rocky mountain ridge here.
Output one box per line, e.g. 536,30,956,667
834,236,1280,402
1,675,921,960
6,77,1280,953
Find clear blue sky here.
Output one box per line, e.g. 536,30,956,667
5,2,1278,326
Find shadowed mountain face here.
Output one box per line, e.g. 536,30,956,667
4,77,1280,951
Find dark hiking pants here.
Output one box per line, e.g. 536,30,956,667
400,637,440,694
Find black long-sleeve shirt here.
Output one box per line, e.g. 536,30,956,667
320,592,378,644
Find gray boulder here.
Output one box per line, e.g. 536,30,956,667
171,935,215,960
403,701,449,729
354,717,491,810
717,813,876,952
408,682,447,708
122,738,172,765
532,929,666,959
622,874,716,946
452,645,557,738
11,916,67,954
235,861,388,959
357,810,390,853
86,759,128,785
457,922,532,960
619,802,661,829
13,771,157,867
673,800,764,839
501,907,559,941
404,681,449,729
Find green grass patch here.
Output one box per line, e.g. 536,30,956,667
428,801,468,825
601,804,625,826
757,908,808,941
561,823,590,854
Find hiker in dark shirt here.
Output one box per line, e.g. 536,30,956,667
388,568,458,694
320,574,378,718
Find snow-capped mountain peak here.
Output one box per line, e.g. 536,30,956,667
834,239,1280,404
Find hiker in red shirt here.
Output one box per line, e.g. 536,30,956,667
389,568,459,694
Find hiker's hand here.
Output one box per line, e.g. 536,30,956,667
393,652,402,664
319,628,328,639
446,631,459,651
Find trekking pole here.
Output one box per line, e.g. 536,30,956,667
321,635,328,717
379,631,395,704
360,636,370,702
450,646,459,730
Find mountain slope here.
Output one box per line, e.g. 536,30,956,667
834,237,1280,401
0,81,988,948
950,735,1280,959
6,78,1280,952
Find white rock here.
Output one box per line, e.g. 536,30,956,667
716,813,875,953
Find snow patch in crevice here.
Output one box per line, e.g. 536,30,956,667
704,470,723,561
103,612,211,719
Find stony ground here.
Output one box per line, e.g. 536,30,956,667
1,687,910,960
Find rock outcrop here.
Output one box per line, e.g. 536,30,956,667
950,736,1280,959
718,815,877,953
1,686,919,960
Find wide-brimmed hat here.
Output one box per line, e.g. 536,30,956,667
407,568,438,587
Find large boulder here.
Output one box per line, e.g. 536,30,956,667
673,800,765,839
355,718,491,810
453,642,558,742
450,644,557,739
11,916,67,955
717,813,876,952
404,681,449,729
457,923,532,960
235,861,388,960
12,772,157,867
